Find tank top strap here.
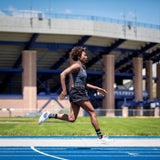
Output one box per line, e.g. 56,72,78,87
75,61,80,66
75,61,86,71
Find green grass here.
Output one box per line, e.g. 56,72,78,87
0,117,160,136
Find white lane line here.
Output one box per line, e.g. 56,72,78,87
30,146,68,160
127,152,138,156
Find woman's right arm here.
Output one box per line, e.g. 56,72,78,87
59,63,80,99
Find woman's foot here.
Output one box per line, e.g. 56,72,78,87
98,136,113,144
39,111,50,125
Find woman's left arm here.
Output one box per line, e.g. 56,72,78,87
85,83,108,96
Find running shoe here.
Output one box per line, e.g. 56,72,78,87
39,111,50,125
97,136,113,144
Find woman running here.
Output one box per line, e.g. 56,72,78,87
39,46,112,144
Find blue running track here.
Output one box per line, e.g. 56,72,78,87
0,146,160,160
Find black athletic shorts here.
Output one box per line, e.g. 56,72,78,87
69,87,89,103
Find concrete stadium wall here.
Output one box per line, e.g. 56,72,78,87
0,16,159,43
0,98,71,117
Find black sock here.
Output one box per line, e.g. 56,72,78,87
96,129,103,139
49,113,57,119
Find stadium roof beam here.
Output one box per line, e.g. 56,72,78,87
145,48,160,61
0,33,39,92
24,33,40,50
116,42,158,73
0,41,137,53
14,33,39,68
37,35,91,92
0,41,27,45
152,54,160,64
85,39,125,69
50,35,91,69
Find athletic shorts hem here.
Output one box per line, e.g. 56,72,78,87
71,97,89,103
69,87,89,103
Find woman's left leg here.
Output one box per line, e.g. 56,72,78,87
76,100,113,144
76,100,99,129
76,100,102,138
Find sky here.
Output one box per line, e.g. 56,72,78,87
0,0,160,25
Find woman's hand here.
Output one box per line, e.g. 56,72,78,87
97,88,108,96
59,90,67,100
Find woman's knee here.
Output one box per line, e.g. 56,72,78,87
90,111,97,118
69,116,76,123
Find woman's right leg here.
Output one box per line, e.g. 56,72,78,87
55,103,80,122
39,103,80,125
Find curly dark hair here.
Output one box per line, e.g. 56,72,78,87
70,46,86,61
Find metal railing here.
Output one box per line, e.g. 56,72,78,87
86,109,158,117
1,10,160,30
0,108,159,117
